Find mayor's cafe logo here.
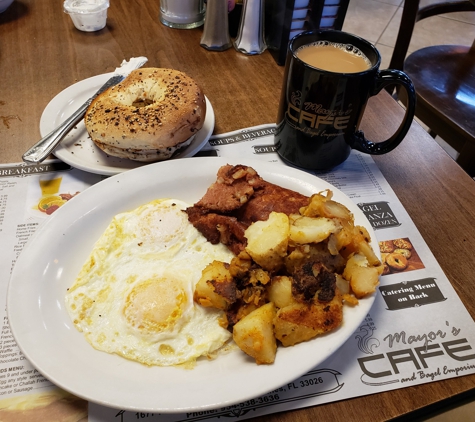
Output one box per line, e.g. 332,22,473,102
354,315,475,386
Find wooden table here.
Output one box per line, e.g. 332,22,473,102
1,1,475,420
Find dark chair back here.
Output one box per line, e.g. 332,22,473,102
389,0,475,177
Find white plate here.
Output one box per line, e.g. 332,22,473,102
7,158,377,413
40,73,215,176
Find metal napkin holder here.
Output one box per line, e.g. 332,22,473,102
264,0,350,65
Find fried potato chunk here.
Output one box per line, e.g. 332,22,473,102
342,253,382,298
244,212,289,272
267,276,295,309
274,291,343,347
233,302,277,364
289,214,341,244
194,261,235,309
234,302,261,323
338,225,381,266
300,190,353,221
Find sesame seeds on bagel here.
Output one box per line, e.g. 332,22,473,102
84,68,206,162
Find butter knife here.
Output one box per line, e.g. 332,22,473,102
22,56,148,164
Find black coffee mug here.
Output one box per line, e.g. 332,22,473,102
274,30,416,171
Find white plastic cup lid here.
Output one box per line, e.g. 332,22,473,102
64,0,109,14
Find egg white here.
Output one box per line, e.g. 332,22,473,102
65,198,235,366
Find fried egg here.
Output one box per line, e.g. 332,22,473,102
65,198,234,366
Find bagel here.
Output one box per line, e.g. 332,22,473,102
84,68,206,162
386,253,407,271
393,238,413,250
394,248,412,259
378,240,394,253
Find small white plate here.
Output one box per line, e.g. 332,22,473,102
7,158,377,413
40,73,215,176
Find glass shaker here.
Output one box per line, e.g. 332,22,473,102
234,0,267,55
200,0,232,51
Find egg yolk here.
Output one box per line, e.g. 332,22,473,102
124,278,187,335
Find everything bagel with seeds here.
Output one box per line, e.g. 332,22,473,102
84,68,206,162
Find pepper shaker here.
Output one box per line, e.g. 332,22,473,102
234,0,267,55
200,0,232,51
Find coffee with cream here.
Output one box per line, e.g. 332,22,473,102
274,30,416,171
295,41,372,73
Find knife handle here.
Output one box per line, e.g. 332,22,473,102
22,74,124,164
22,101,91,164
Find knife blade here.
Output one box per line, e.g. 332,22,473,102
22,56,148,164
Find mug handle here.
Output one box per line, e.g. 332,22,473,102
351,69,416,155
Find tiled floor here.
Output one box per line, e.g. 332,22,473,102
343,0,475,162
342,1,475,420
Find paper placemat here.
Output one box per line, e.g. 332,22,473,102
0,125,474,421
